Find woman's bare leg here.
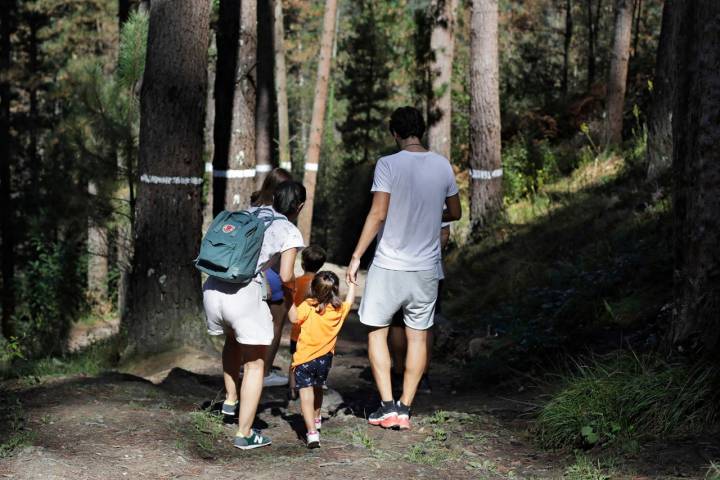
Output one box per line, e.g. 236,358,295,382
264,302,288,376
222,335,243,403
237,344,267,437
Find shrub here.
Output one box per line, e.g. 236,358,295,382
503,137,560,203
12,237,86,358
536,352,718,449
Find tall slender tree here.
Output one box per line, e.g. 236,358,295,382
604,0,634,146
274,0,291,171
256,0,275,187
124,0,212,357
212,0,257,215
427,0,459,160
561,0,574,96
469,0,501,228
666,0,720,357
646,0,678,180
297,0,339,242
0,0,16,339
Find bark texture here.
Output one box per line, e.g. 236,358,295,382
125,0,212,357
213,0,257,215
562,0,573,96
87,182,109,303
297,0,338,242
469,0,502,228
604,0,634,146
203,33,217,232
273,0,291,170
646,0,678,180
428,0,459,160
256,0,275,187
668,0,720,357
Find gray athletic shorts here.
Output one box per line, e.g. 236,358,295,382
358,264,439,330
203,277,273,345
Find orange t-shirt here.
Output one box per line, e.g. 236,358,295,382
291,300,352,367
290,273,315,341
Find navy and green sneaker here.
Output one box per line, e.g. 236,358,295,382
233,429,272,450
221,400,239,417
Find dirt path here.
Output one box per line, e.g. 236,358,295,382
1,312,716,479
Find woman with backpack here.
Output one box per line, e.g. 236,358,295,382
202,180,306,450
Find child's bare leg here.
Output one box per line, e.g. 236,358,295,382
288,364,296,395
313,386,323,419
299,386,317,432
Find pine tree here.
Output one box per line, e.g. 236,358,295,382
338,0,392,165
125,0,212,357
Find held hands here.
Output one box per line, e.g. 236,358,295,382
345,256,361,286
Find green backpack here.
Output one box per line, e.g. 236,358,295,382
194,209,283,283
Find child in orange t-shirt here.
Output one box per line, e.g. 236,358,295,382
288,271,355,449
288,246,326,398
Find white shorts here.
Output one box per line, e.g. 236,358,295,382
202,277,273,345
359,264,439,330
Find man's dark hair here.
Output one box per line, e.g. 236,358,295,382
273,180,306,216
389,106,426,140
301,245,327,273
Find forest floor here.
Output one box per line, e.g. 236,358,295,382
1,309,718,480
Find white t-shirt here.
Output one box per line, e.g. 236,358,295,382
371,150,459,271
247,206,304,274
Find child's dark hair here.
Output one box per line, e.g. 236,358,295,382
302,245,326,273
273,180,306,216
389,106,426,140
310,271,342,314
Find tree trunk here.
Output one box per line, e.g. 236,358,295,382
646,0,678,181
632,0,642,57
124,0,212,357
212,0,257,215
297,0,339,243
667,0,720,357
0,0,15,339
274,0,291,171
256,0,275,188
87,182,109,303
469,0,502,228
585,0,602,90
427,0,459,160
604,0,633,147
203,33,217,232
562,0,573,96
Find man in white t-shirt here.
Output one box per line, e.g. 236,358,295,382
346,106,461,431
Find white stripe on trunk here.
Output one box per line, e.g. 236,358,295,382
213,169,257,178
140,174,204,185
304,162,319,172
470,168,503,180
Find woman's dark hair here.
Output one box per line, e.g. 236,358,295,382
309,271,342,314
389,106,426,140
273,180,306,216
301,245,327,273
252,167,293,206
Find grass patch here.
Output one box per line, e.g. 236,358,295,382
0,398,36,458
3,337,118,381
350,425,376,451
404,436,460,467
536,352,718,449
563,454,614,480
184,410,227,459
